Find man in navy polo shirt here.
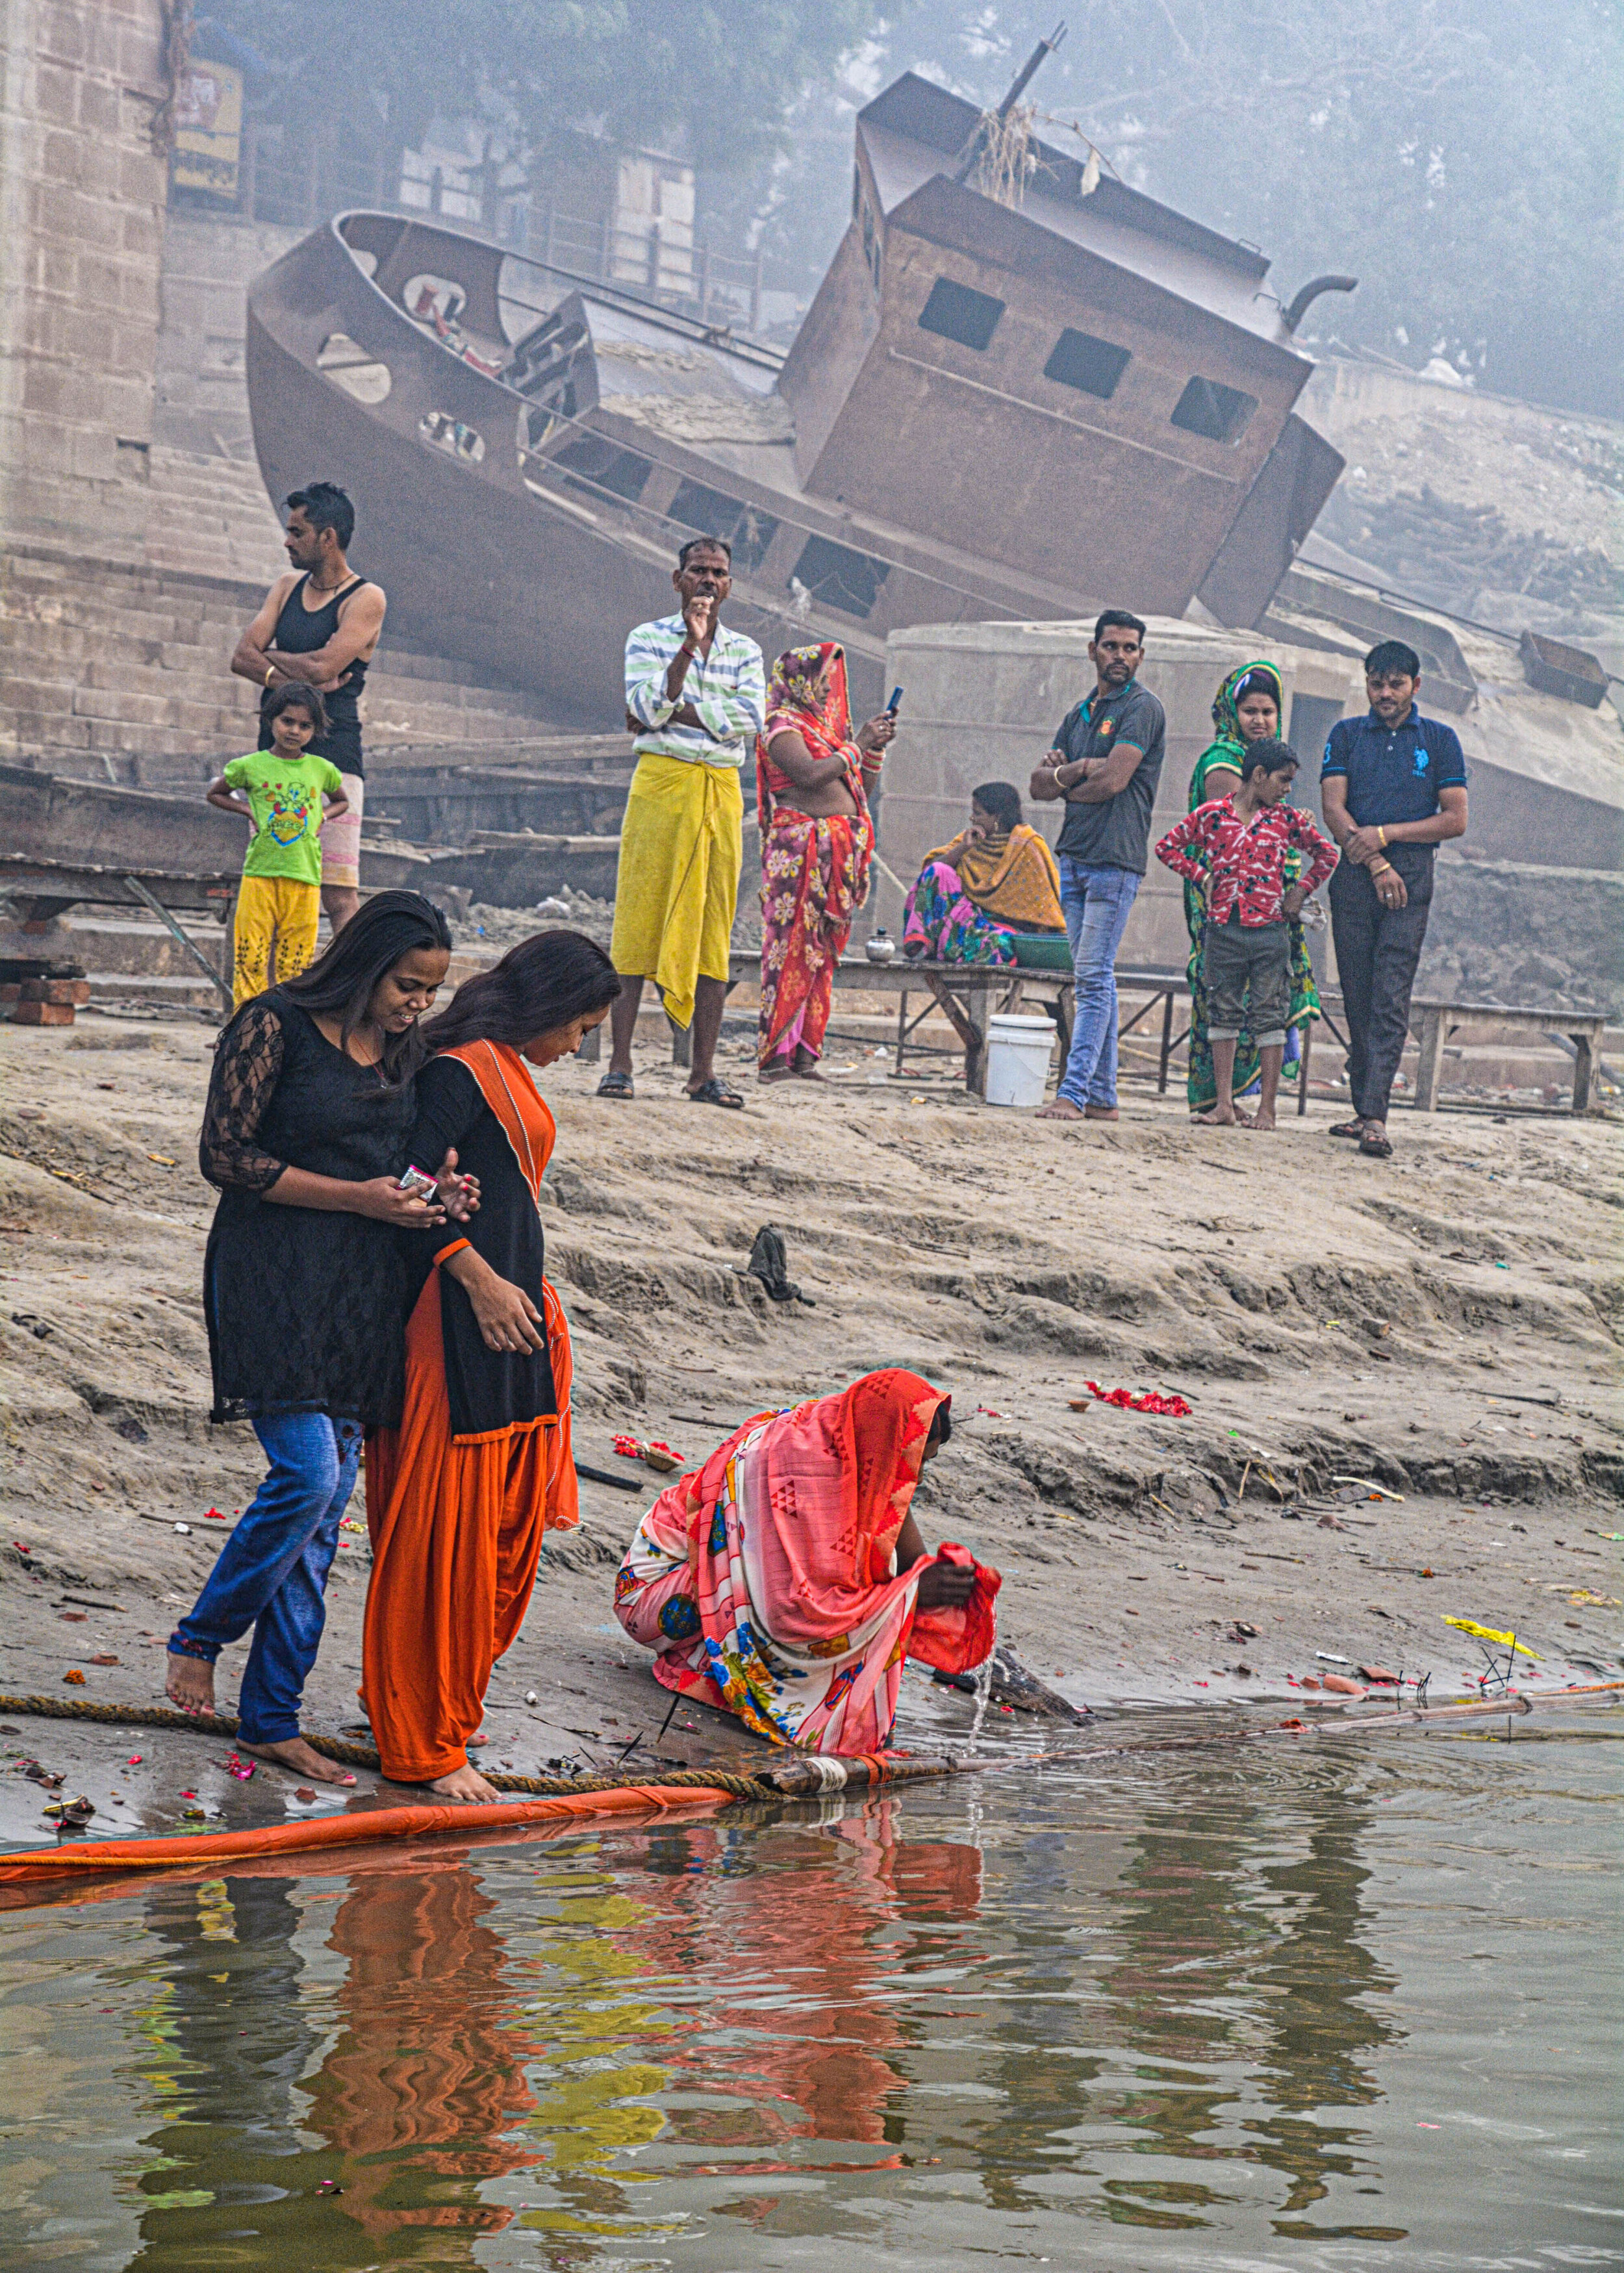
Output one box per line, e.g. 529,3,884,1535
1321,639,1468,1158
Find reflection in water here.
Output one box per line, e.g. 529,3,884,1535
1,1716,1616,2269
310,1862,542,2257
127,1876,328,2266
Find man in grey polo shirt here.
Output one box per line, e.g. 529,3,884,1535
1030,610,1166,1120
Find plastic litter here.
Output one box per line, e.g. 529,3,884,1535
61,1670,84,1686
1330,1475,1405,1502
1443,1617,1539,1658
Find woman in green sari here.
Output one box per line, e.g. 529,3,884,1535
1184,660,1322,1116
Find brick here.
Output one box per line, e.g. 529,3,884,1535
12,1000,75,1025
19,976,90,1004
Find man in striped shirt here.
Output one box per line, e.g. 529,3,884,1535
601,537,766,1106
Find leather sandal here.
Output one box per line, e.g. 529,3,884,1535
1328,1118,1366,1139
596,1069,634,1100
689,1076,744,1108
1358,1132,1393,1159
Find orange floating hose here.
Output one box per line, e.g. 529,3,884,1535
0,1783,736,1890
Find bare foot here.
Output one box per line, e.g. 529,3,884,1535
1082,1105,1119,1121
1035,1097,1085,1121
757,1064,794,1084
1195,1104,1241,1126
428,1762,501,1803
466,1723,488,1747
242,1737,356,1786
1250,1106,1277,1130
791,1055,826,1082
166,1651,216,1716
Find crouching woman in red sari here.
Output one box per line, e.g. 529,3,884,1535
613,1370,1000,1757
364,930,620,1801
756,643,894,1082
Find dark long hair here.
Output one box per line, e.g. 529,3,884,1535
274,889,453,1080
424,928,620,1056
971,780,1022,831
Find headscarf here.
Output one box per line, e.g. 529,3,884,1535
1191,658,1284,809
757,641,865,823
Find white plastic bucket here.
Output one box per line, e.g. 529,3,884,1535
983,1013,1055,1108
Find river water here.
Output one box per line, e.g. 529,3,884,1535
0,1708,1618,2270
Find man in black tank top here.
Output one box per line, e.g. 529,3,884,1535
232,481,387,934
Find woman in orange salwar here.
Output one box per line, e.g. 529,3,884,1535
613,1370,1000,1756
756,643,894,1082
365,930,620,1801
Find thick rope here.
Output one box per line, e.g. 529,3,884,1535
0,1694,768,1800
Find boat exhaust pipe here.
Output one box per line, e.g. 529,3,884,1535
1283,274,1358,334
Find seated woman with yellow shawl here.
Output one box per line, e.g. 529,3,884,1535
902,781,1065,965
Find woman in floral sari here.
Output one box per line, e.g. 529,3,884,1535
613,1370,1000,1757
1184,659,1322,1114
756,643,894,1081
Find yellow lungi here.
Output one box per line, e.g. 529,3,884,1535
231,874,320,1010
609,752,742,1030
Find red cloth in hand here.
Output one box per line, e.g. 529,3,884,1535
907,1541,1001,1676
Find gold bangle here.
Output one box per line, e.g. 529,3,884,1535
264,666,275,688
1377,826,1388,848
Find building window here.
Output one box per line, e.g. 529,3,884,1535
1171,375,1258,443
669,480,780,574
917,277,1004,352
789,536,890,621
1043,329,1130,400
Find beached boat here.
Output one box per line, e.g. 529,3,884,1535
245,73,1350,724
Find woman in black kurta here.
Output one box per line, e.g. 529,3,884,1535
168,893,455,1785
364,929,621,1801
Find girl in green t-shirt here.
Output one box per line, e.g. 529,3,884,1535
208,685,350,1009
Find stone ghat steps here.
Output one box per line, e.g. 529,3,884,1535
1,544,584,779
142,446,288,587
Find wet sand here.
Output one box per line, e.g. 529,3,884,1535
1,1009,1619,1846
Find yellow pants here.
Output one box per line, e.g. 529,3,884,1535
608,753,742,1030
232,874,321,1010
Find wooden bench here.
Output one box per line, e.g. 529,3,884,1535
1409,998,1609,1113
582,950,1610,1115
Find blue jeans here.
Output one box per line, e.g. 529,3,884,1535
169,1412,361,1745
1057,859,1141,1109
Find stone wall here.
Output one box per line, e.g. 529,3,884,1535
155,209,301,457
0,0,168,559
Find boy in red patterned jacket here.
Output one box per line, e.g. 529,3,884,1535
1156,739,1338,1129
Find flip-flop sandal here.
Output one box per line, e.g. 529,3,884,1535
689,1076,744,1109
1328,1119,1366,1139
596,1069,634,1100
1358,1134,1393,1159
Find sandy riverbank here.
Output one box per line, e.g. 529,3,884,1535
1,1007,1619,1848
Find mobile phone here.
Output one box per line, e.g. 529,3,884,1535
885,686,904,715
397,1165,437,1199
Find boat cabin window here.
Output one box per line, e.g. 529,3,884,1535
1170,375,1257,444
418,412,485,464
315,335,391,405
551,435,653,503
917,277,1004,352
1043,329,1131,401
790,536,890,621
669,479,780,575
